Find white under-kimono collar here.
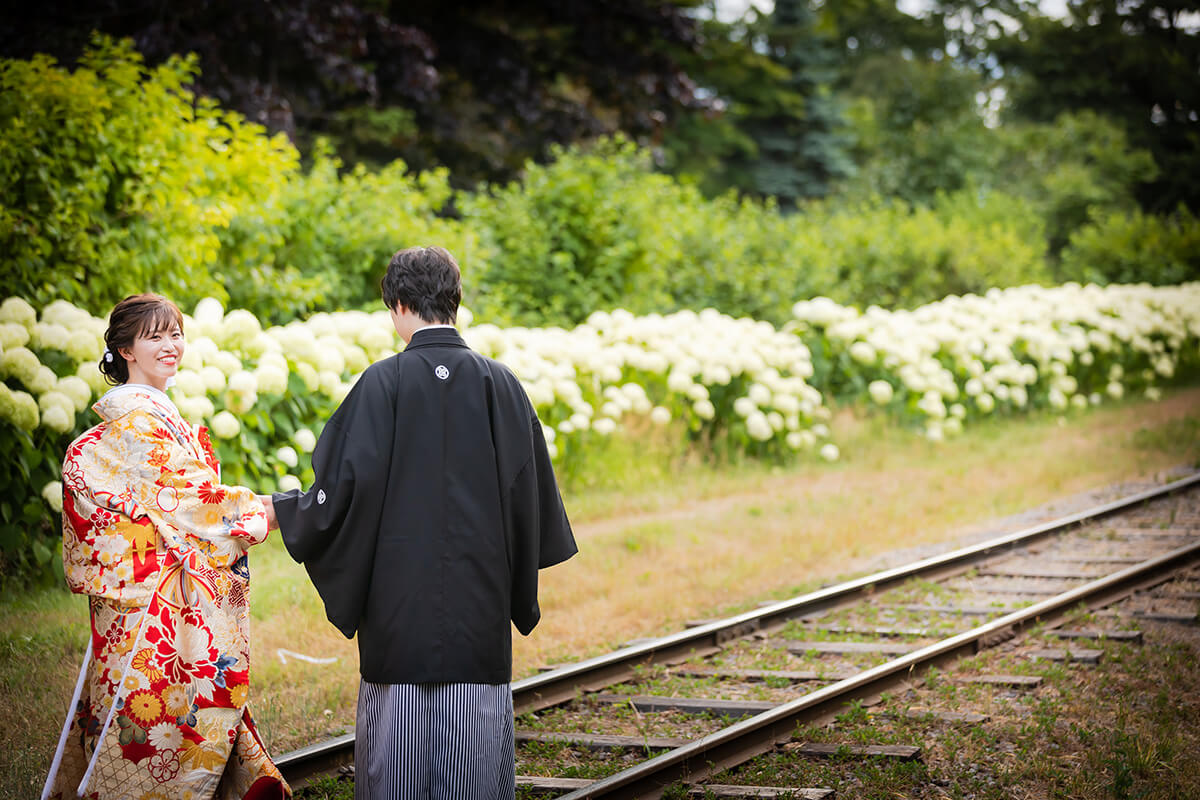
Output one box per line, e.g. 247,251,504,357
100,382,175,406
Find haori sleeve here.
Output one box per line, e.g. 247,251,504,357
272,364,396,638
508,413,578,636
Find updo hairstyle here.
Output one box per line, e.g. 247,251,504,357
99,294,185,386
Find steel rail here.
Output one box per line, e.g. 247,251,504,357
273,472,1200,786
511,472,1200,713
557,537,1200,799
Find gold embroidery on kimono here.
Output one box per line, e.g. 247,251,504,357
44,386,290,800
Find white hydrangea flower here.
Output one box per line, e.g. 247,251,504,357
693,399,716,420
733,397,756,417
819,442,840,461
0,297,37,328
293,427,317,453
41,480,63,512
849,340,876,365
279,475,302,493
227,369,258,397
295,362,321,392
76,361,109,396
173,369,206,398
55,376,92,412
31,322,70,352
192,297,226,327
64,330,101,363
199,366,227,393
867,380,893,405
0,322,30,349
211,351,244,377
210,410,241,439
748,383,772,406
745,411,773,441
275,446,299,468
1,346,40,383
176,396,215,423
41,404,73,433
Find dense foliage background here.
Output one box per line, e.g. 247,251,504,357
2,0,1199,588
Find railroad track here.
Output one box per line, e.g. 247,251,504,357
277,472,1200,798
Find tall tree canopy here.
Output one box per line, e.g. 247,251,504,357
0,0,713,186
989,0,1200,212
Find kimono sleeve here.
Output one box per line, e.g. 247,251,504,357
272,366,396,639
509,414,577,636
124,410,268,565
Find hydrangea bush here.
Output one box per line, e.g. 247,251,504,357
4,282,1199,586
793,282,1200,440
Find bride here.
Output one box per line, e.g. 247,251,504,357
42,293,290,800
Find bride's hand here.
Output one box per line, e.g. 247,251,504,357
257,494,278,531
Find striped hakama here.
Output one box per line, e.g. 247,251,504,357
355,680,515,800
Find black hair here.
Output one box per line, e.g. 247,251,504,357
99,294,184,385
380,246,461,324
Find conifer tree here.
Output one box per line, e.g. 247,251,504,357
734,0,856,206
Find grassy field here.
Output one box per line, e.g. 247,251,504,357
2,387,1198,798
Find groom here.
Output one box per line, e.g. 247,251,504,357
267,246,577,799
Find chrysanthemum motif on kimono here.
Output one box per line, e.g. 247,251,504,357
44,385,290,800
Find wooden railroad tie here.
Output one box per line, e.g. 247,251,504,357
590,693,776,717
672,665,859,682
1048,628,1143,643
515,730,687,752
880,707,990,724
685,786,834,799
801,623,935,637
960,584,1066,596
977,566,1108,579
882,603,1006,616
1033,555,1144,564
960,674,1044,688
513,778,833,799
1106,526,1195,538
785,741,922,761
1095,609,1198,624
1027,647,1104,664
783,639,921,656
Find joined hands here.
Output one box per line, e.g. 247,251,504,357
257,494,278,531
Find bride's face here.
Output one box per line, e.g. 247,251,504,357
122,322,185,391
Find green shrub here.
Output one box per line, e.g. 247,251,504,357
0,35,298,315
1058,205,1200,287
218,142,478,323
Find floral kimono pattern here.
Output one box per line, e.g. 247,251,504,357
44,386,290,800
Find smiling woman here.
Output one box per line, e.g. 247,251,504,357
97,295,187,392
41,294,292,800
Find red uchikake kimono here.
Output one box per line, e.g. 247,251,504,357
43,385,290,800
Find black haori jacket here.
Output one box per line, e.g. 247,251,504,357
273,327,577,685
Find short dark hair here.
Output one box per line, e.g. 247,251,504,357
100,294,184,385
381,246,462,324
